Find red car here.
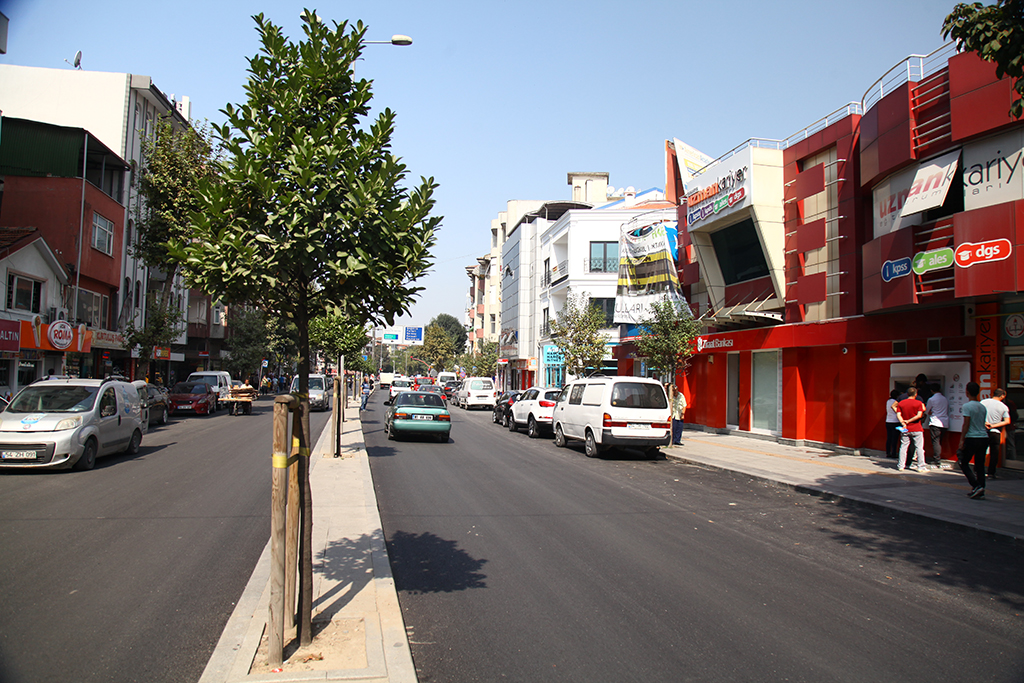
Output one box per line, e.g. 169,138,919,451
168,381,217,416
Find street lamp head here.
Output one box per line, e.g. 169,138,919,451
390,34,413,46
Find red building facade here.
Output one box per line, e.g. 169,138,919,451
623,46,1024,471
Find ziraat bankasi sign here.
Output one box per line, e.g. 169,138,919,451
696,336,734,352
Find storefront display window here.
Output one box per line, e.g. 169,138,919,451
17,360,37,388
751,350,779,432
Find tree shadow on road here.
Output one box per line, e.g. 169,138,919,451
312,533,374,622
385,530,488,594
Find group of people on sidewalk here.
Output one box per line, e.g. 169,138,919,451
887,373,1016,501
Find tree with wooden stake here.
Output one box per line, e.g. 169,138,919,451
170,11,440,647
634,296,704,383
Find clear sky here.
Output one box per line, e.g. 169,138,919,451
0,0,956,330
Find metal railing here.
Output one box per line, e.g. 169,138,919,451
860,42,958,113
584,258,619,273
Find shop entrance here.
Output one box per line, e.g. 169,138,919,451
752,350,779,433
1005,355,1024,470
727,353,739,427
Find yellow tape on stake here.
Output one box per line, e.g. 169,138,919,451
272,451,297,469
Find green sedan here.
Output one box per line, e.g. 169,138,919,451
385,391,451,442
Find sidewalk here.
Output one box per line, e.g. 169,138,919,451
199,391,415,683
664,431,1024,541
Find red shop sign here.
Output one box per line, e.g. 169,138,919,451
954,239,1012,268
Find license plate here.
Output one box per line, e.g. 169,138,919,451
2,450,36,459
627,423,647,430
412,414,433,421
179,405,192,410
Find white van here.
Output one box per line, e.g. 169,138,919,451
186,371,232,411
0,376,145,470
437,371,457,386
551,375,670,458
456,377,496,410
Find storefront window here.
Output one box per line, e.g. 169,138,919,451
751,350,779,432
17,361,38,388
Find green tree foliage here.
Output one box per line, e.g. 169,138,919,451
635,297,703,382
429,313,468,354
475,341,498,378
121,294,182,379
225,307,269,382
422,323,455,371
548,289,608,379
265,314,298,375
309,314,368,368
169,11,441,646
944,0,1024,118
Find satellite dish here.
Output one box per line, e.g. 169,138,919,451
74,51,82,68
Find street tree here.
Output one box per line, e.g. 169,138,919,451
169,12,440,646
943,0,1024,119
430,313,468,353
124,119,217,378
225,307,269,383
635,297,703,383
310,313,368,373
422,323,455,371
548,289,609,379
475,340,498,377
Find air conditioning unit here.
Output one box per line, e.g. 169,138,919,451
57,308,68,321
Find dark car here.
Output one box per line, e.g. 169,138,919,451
143,383,171,425
168,381,217,416
443,381,460,401
492,390,521,427
417,384,447,403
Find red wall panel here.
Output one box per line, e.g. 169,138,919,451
953,203,1016,297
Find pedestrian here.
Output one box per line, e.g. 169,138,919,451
957,381,989,499
667,382,687,446
885,389,901,459
925,383,948,467
360,378,371,410
895,386,927,471
981,387,1011,479
1005,394,1018,463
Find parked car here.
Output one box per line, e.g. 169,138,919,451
388,378,413,404
290,374,332,411
135,381,170,426
508,387,562,438
384,391,451,442
492,391,521,426
552,375,670,458
0,376,145,470
168,381,217,416
186,371,232,411
456,377,496,410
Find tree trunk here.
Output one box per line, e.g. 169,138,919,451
295,291,314,647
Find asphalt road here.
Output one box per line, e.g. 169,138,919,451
365,391,1024,683
0,397,330,683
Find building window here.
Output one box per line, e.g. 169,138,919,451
710,218,770,285
589,242,619,272
7,274,43,314
490,314,496,333
77,288,110,329
92,213,114,256
590,298,615,327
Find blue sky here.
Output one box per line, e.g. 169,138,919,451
0,0,956,329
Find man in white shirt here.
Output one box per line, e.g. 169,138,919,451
925,384,949,467
981,388,1011,478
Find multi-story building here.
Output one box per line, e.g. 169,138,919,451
632,43,1024,471
0,117,127,382
0,64,194,380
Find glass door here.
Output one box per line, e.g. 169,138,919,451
752,350,779,432
727,354,740,427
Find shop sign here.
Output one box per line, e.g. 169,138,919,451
696,337,734,352
20,320,92,353
685,150,750,228
0,319,20,352
911,247,954,275
975,304,999,399
899,149,960,218
1005,314,1024,339
872,165,922,238
543,344,564,365
881,257,912,282
497,358,509,365
954,239,1012,268
153,347,171,360
47,321,74,350
963,128,1023,211
91,329,126,349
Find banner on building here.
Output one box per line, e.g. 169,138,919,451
614,218,689,325
673,138,715,190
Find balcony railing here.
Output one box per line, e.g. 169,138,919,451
584,258,619,273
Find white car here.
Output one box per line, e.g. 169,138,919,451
552,375,671,458
388,378,413,404
508,386,562,438
290,374,332,411
456,377,496,410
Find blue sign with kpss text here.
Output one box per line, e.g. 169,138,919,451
881,257,912,283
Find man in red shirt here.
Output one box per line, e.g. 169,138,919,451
895,386,927,471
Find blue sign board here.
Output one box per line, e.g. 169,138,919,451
404,326,423,342
881,257,912,283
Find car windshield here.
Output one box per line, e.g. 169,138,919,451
470,380,492,390
309,377,325,391
543,390,561,401
609,383,668,409
396,393,445,408
420,385,441,393
393,380,411,388
6,385,99,413
173,382,208,395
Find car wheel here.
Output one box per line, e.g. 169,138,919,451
507,414,517,432
554,424,566,448
527,416,540,439
584,430,600,458
492,410,499,424
73,438,97,471
126,429,142,455
436,432,448,443
386,422,395,441
160,408,168,425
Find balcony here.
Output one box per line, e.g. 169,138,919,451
584,258,619,274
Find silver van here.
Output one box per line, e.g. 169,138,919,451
187,371,232,411
552,375,671,458
0,377,145,470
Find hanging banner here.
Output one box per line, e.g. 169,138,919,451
673,138,716,190
614,219,689,325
